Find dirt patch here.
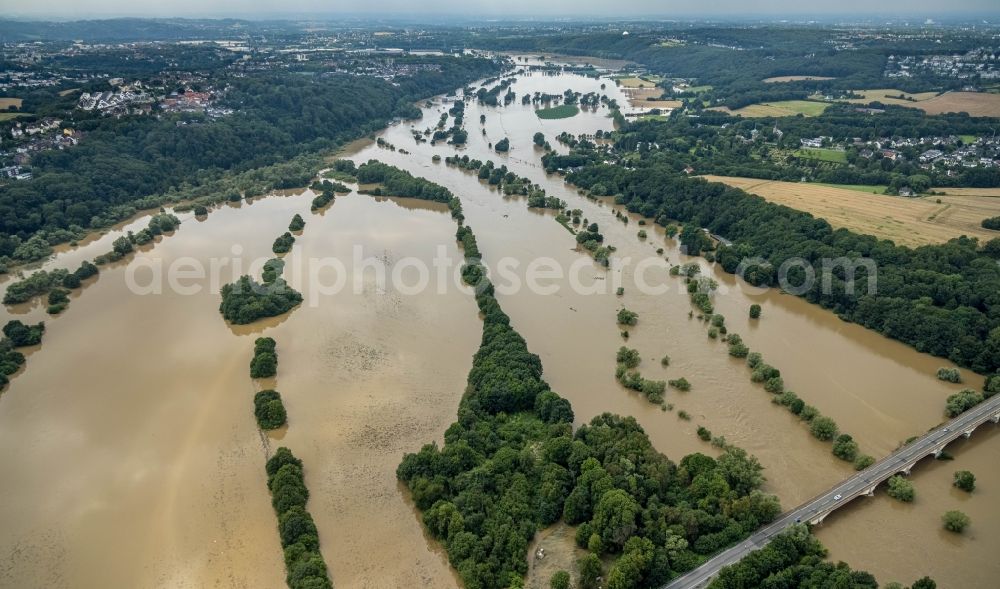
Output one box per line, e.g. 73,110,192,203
524,523,590,589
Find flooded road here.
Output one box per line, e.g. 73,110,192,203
0,58,995,588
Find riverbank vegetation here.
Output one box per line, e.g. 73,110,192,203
254,390,287,430
265,447,333,589
942,510,971,533
250,337,278,379
936,367,962,383
272,232,295,255
614,362,667,404
3,268,67,305
3,259,100,317
944,389,985,417
0,341,26,390
616,308,638,326
309,180,340,211
3,320,44,348
219,275,303,325
953,470,976,492
92,213,181,266
0,319,46,391
262,258,285,285
887,475,916,502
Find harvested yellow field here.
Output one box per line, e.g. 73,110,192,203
58,88,80,97
842,89,1000,116
617,76,657,88
0,98,23,109
916,92,1000,117
764,75,835,83
702,175,1000,247
843,88,940,107
710,100,830,118
932,187,1000,197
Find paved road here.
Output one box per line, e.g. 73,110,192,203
663,394,1000,589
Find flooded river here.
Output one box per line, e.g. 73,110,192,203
0,58,996,588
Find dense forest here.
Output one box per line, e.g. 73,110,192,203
554,151,1000,376
0,54,500,260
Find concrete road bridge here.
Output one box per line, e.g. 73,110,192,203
663,395,1000,589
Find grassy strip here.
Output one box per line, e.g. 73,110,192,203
536,104,580,119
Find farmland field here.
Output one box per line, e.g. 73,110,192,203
841,89,1000,117
842,88,940,106
620,82,682,110
702,175,1000,246
916,91,1000,116
816,182,888,194
710,100,830,117
932,187,1000,197
0,98,23,109
764,75,836,83
535,104,579,119
615,76,657,88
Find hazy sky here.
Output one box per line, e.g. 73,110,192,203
2,0,999,19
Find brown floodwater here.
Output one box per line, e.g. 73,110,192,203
0,63,996,588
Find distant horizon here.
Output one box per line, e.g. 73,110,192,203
2,12,1000,25
1,0,999,22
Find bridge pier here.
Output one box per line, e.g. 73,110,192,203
964,427,976,438
808,512,828,525
862,484,878,497
991,412,999,424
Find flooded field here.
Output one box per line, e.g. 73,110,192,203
0,60,996,588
